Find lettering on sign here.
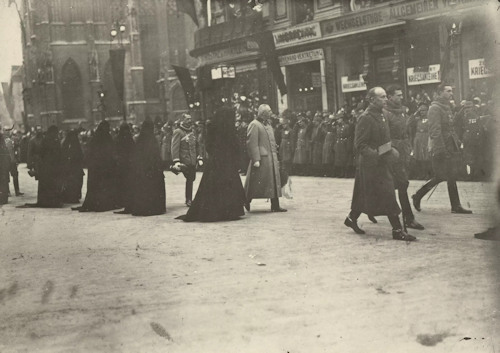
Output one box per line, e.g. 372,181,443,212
469,58,492,79
407,64,441,86
321,0,482,39
273,22,322,48
278,49,324,66
341,75,367,93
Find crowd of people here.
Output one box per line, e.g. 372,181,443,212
0,81,497,240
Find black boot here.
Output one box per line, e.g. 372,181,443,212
271,198,287,212
344,216,365,234
448,181,472,214
392,229,417,241
185,181,193,207
412,178,439,212
14,177,23,196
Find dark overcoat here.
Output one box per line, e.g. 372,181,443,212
334,120,354,167
384,104,412,189
351,105,401,216
293,127,309,164
413,116,430,161
428,98,461,181
311,124,325,165
278,126,294,163
322,130,335,165
244,119,281,199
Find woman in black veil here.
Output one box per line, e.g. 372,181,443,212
129,119,166,216
22,125,63,208
114,123,135,214
60,130,84,203
74,120,119,212
177,107,246,222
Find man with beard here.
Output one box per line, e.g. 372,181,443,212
383,85,424,230
244,104,286,213
344,87,416,241
171,113,203,207
412,84,472,214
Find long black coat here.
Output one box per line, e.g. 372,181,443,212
36,129,63,207
130,120,166,216
80,122,119,212
179,108,245,222
61,131,84,203
115,124,135,211
351,105,401,216
0,135,10,204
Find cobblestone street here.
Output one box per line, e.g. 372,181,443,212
1,166,499,352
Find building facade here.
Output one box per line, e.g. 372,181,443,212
191,0,497,116
20,0,197,130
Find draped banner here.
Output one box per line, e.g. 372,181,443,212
109,48,126,101
255,31,287,96
172,65,196,105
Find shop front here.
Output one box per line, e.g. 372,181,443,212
272,22,327,113
320,0,488,108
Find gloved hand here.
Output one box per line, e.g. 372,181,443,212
173,162,181,171
253,161,260,168
198,159,204,167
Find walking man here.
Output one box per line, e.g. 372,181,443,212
244,104,286,212
384,85,423,230
344,87,416,241
171,113,203,207
412,84,472,214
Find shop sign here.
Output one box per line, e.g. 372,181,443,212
279,49,324,66
199,41,259,66
312,73,322,88
407,64,440,86
235,62,258,73
273,22,322,49
469,58,492,79
322,0,483,40
211,65,235,80
341,75,367,93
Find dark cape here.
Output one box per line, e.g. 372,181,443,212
33,126,63,207
78,121,119,212
60,130,84,203
114,123,135,212
130,120,166,216
177,107,246,222
351,105,401,216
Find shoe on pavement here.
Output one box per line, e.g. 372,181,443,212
344,217,365,234
271,207,287,212
15,192,24,196
474,227,499,241
392,229,417,241
412,194,421,212
368,215,377,223
185,200,192,207
244,201,250,212
405,219,425,230
451,206,472,214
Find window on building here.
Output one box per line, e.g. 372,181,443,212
61,58,84,120
293,0,314,24
316,0,335,9
274,0,287,20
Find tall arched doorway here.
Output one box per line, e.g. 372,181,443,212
61,58,84,120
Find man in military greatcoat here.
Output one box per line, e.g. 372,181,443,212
244,104,286,212
384,85,424,230
412,84,472,214
171,113,203,207
344,87,416,241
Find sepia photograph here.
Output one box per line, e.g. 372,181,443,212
0,0,499,352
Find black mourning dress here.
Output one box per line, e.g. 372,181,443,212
177,107,246,222
77,121,119,212
114,123,135,213
60,130,84,203
130,119,166,216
